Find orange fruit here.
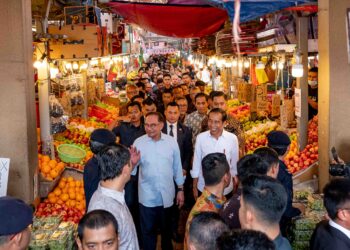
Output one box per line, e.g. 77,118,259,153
69,192,76,200
67,176,74,182
57,162,65,170
41,164,51,174
49,196,57,203
68,187,75,194
53,188,62,196
57,199,63,205
58,181,66,189
48,193,55,199
46,176,53,181
38,154,42,160
42,155,50,163
75,180,81,187
49,169,59,179
48,160,57,168
69,200,76,207
76,193,84,202
68,181,76,188
76,202,84,210
60,193,69,202
61,177,67,182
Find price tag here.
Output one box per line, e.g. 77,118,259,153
0,158,10,197
256,84,268,113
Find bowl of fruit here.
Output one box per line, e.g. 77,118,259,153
57,144,86,163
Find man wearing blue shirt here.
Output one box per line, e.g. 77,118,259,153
133,112,185,250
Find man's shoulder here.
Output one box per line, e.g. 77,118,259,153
274,234,292,250
196,130,210,141
133,134,148,144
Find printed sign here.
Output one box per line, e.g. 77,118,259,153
256,84,268,112
0,158,10,197
272,94,281,117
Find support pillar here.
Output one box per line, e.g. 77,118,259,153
296,17,309,150
0,0,38,202
318,0,350,189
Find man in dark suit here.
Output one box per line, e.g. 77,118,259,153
163,101,193,242
310,178,350,250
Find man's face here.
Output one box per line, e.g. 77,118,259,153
165,105,180,124
172,75,180,86
145,82,152,93
126,87,139,100
142,104,157,117
163,76,172,89
162,93,173,105
77,224,119,250
182,75,191,85
208,112,224,136
173,88,184,99
195,96,208,114
190,89,201,102
181,85,189,95
128,105,142,124
145,115,163,140
141,72,149,80
176,99,188,116
212,96,227,111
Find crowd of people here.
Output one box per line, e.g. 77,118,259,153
0,55,348,250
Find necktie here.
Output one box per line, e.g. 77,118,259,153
169,124,174,137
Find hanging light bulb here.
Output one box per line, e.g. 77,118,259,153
292,50,304,77
278,61,284,70
72,62,79,70
90,59,98,66
101,57,110,63
65,62,72,70
238,61,243,68
50,67,59,78
256,61,265,69
33,61,42,69
232,59,238,67
216,58,223,68
244,60,250,68
271,62,277,70
198,62,204,68
225,60,232,68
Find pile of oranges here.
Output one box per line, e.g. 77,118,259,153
47,176,86,213
38,154,65,181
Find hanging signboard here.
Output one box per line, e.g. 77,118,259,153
272,94,281,117
237,83,252,103
146,48,176,55
0,158,10,197
280,103,288,129
294,88,301,117
256,84,268,113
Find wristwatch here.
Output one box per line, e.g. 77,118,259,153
178,187,184,192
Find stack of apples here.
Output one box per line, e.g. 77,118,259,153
38,154,65,181
35,176,85,223
284,142,319,174
244,121,278,154
308,115,318,144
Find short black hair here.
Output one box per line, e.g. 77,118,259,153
78,210,118,241
163,73,171,79
254,147,279,171
136,81,146,90
309,67,318,73
162,89,173,96
323,178,350,220
97,144,131,181
142,97,156,107
211,91,228,101
216,230,275,250
195,80,206,87
175,96,187,102
208,108,227,122
182,72,190,78
189,212,228,250
156,78,163,84
127,101,142,112
194,92,209,102
165,101,179,110
202,153,230,186
241,174,287,225
173,86,183,91
237,154,270,182
145,111,165,123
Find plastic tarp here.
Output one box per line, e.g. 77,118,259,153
108,1,228,38
203,0,317,22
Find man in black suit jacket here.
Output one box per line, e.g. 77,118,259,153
163,101,193,242
310,178,350,250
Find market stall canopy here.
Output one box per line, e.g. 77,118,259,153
204,0,317,22
107,1,228,38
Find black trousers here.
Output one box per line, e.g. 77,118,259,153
139,204,173,250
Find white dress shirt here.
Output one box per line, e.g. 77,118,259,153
191,130,239,195
166,121,178,140
329,219,350,239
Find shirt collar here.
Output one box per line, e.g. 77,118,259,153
98,184,125,204
202,188,226,209
208,129,227,139
329,219,350,239
167,121,178,127
146,132,166,141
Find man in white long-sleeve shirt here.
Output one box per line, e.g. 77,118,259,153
191,108,239,200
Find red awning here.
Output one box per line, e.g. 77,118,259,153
108,2,228,38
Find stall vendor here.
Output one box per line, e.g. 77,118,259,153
308,67,318,120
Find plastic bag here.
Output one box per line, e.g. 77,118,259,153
49,95,64,118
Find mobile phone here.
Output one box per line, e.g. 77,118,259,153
331,147,339,163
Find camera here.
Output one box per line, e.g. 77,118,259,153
329,163,350,177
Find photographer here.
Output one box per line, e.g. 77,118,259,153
310,178,350,249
